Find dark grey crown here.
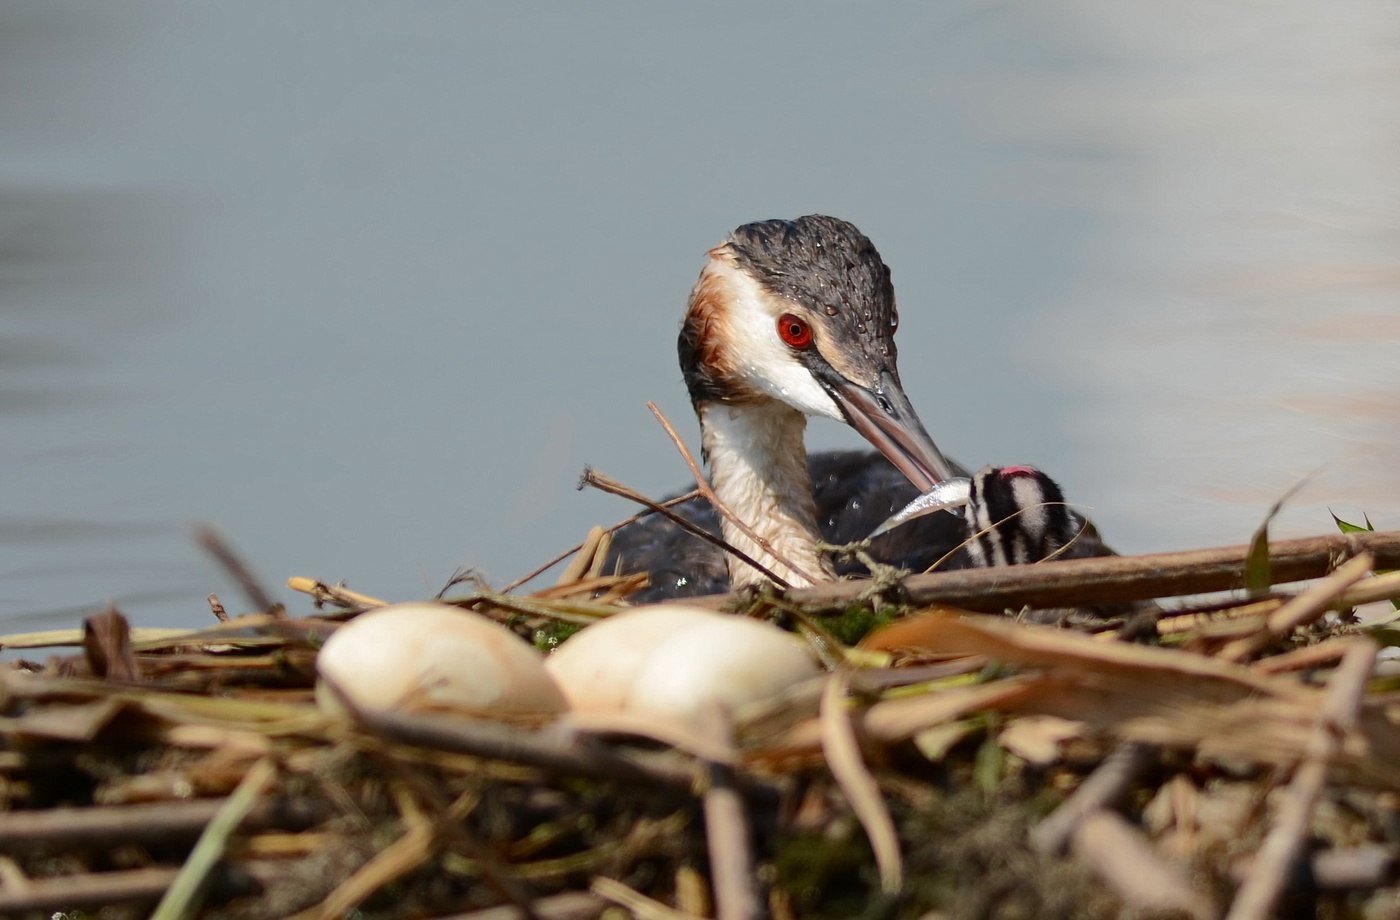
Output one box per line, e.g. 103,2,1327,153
726,215,900,361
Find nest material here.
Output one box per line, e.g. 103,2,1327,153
1,531,1399,919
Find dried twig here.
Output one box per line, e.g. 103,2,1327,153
500,489,703,593
647,400,818,586
580,468,790,588
441,891,609,920
1030,741,1154,856
592,876,705,920
333,695,701,792
207,593,229,621
776,531,1400,613
293,784,436,920
0,867,232,914
196,525,281,616
696,703,760,920
285,577,387,612
556,526,609,587
151,757,278,920
1072,810,1214,920
0,798,321,850
1219,553,1374,662
1225,639,1378,920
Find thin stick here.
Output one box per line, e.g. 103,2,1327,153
0,797,321,851
769,530,1400,613
207,593,229,622
557,526,607,587
196,525,280,615
325,685,701,791
297,796,435,920
580,468,790,589
1030,741,1154,856
1072,810,1213,920
284,577,388,611
647,400,818,585
696,703,760,920
501,489,703,594
437,891,608,920
151,757,278,920
592,877,706,920
0,867,184,913
1225,639,1378,920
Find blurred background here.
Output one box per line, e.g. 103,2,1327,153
2,1,1397,632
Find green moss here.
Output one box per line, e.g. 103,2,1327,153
533,620,584,651
818,603,902,647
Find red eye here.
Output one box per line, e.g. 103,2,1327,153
777,313,812,349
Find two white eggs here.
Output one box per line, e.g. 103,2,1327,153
314,601,820,728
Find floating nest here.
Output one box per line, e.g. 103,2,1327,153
2,526,1400,920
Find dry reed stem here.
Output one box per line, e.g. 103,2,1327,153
196,525,281,615
151,757,277,920
293,788,437,920
1219,552,1375,662
580,467,791,588
647,399,819,586
285,576,388,611
1251,639,1354,675
501,489,703,593
592,876,705,919
769,677,1032,754
0,797,321,850
338,701,701,791
696,703,760,920
567,711,737,764
436,891,607,919
0,856,26,892
1030,741,1154,856
557,526,607,586
778,530,1400,612
0,867,189,913
207,593,229,621
1225,639,1379,920
1072,810,1214,920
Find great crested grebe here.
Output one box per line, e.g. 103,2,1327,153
605,215,1107,602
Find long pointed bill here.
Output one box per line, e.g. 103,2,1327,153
821,369,957,492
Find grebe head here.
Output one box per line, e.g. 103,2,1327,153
678,214,955,491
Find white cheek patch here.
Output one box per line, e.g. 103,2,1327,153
710,260,843,421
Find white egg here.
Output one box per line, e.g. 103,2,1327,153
315,602,567,718
544,604,820,727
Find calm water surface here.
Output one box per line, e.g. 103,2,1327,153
2,2,1397,633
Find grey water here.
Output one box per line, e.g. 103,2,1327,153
2,1,1397,635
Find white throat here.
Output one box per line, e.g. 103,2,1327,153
698,400,837,590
